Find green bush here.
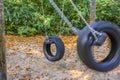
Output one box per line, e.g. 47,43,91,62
17,26,37,36
4,0,120,36
96,0,120,26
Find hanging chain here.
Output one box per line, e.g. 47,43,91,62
49,0,80,35
69,0,101,40
41,0,48,37
49,0,101,40
59,0,65,35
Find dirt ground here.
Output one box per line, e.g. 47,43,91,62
6,35,120,80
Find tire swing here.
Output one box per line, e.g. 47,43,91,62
43,0,65,62
69,0,120,72
45,0,120,72
77,22,120,72
43,36,65,61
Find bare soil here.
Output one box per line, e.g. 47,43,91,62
6,35,120,80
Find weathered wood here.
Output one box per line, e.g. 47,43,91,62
0,0,7,80
90,0,96,23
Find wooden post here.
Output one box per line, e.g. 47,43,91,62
0,0,7,80
90,0,96,23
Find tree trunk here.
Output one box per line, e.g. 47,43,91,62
90,0,96,23
0,0,7,80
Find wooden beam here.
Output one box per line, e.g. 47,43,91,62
0,0,7,80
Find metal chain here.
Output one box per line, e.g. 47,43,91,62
49,0,101,40
70,0,101,40
59,0,65,35
41,0,48,37
49,0,80,35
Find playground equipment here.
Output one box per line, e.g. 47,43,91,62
43,0,120,72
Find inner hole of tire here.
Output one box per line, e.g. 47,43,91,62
92,35,112,62
50,43,57,56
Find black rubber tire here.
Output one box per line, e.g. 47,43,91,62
43,36,65,62
77,21,120,72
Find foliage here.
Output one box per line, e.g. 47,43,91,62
96,0,120,25
4,0,120,36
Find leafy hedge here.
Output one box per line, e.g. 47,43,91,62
4,0,120,36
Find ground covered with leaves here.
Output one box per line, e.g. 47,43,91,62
6,35,120,80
